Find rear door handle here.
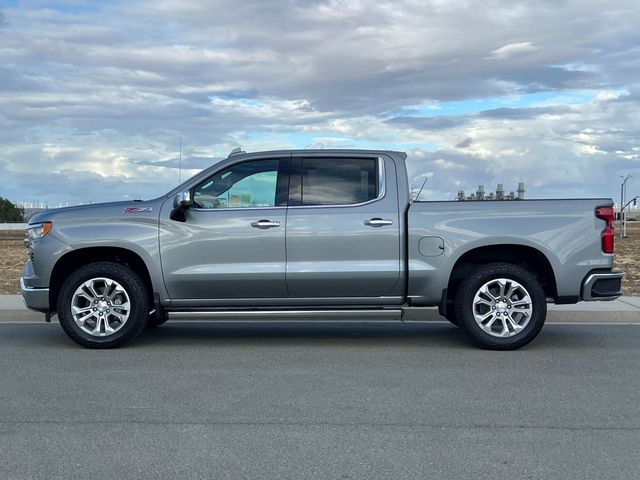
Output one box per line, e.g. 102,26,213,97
251,219,281,229
364,218,393,227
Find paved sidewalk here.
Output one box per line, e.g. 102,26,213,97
2,294,638,323
0,295,26,310
551,296,640,311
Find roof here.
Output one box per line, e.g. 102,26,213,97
227,147,407,159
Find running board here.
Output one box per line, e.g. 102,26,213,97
168,309,403,322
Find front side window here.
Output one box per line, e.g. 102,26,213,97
193,159,282,209
299,158,379,206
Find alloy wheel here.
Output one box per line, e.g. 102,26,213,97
472,278,533,338
70,277,131,337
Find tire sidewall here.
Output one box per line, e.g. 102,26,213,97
455,263,547,350
58,262,148,348
445,311,461,327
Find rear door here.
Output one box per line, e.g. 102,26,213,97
285,155,401,298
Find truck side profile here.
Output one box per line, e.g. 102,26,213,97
21,149,623,349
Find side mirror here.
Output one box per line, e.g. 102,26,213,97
170,191,193,222
173,191,193,209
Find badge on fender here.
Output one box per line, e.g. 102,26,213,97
122,207,153,214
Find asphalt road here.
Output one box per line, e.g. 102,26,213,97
1,321,639,480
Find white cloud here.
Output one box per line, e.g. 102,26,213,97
433,158,462,170
490,42,538,59
594,90,628,102
0,0,638,204
577,144,606,155
208,96,328,121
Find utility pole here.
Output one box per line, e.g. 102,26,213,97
621,194,639,239
620,175,632,239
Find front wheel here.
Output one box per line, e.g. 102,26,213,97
57,262,149,349
444,310,461,327
454,263,547,350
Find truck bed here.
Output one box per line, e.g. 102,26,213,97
406,198,614,305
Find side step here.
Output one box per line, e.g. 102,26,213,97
168,309,403,322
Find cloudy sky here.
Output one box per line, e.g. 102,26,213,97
1,0,639,206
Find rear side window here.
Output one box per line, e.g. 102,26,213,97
297,158,379,206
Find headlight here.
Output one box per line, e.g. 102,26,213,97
26,222,52,240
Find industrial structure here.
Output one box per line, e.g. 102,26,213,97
456,183,525,201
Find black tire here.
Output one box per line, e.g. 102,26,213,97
57,261,149,349
444,311,461,327
146,309,169,328
454,262,546,350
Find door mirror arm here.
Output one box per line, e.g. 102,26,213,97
170,191,193,222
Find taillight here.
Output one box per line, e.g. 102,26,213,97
595,206,614,254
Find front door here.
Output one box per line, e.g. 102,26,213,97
159,157,290,304
285,155,401,298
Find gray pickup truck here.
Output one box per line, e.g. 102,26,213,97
22,149,623,350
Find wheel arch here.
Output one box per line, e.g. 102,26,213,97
446,244,558,305
49,246,155,313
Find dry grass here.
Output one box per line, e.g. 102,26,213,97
615,221,640,295
0,224,638,296
0,231,26,295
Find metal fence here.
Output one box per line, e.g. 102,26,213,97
0,223,27,231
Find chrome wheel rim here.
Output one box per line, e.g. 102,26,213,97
71,277,131,337
472,278,533,338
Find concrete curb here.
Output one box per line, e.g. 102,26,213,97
0,295,27,310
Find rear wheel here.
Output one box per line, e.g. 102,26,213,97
57,262,149,348
454,263,546,350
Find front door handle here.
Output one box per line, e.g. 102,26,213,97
251,219,281,229
364,218,393,227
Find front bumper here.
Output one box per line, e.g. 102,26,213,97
582,270,624,301
20,277,50,313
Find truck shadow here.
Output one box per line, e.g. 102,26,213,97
135,321,471,349
132,322,636,350
2,322,632,351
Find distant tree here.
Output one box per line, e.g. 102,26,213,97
0,197,24,222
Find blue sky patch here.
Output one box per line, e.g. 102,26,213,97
393,90,598,118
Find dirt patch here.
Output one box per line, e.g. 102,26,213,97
0,231,26,295
0,224,638,296
616,221,640,295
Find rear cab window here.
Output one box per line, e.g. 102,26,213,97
290,157,380,206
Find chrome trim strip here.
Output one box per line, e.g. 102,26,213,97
169,309,402,321
187,156,386,212
191,206,287,212
582,271,623,301
20,277,49,293
169,296,405,308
